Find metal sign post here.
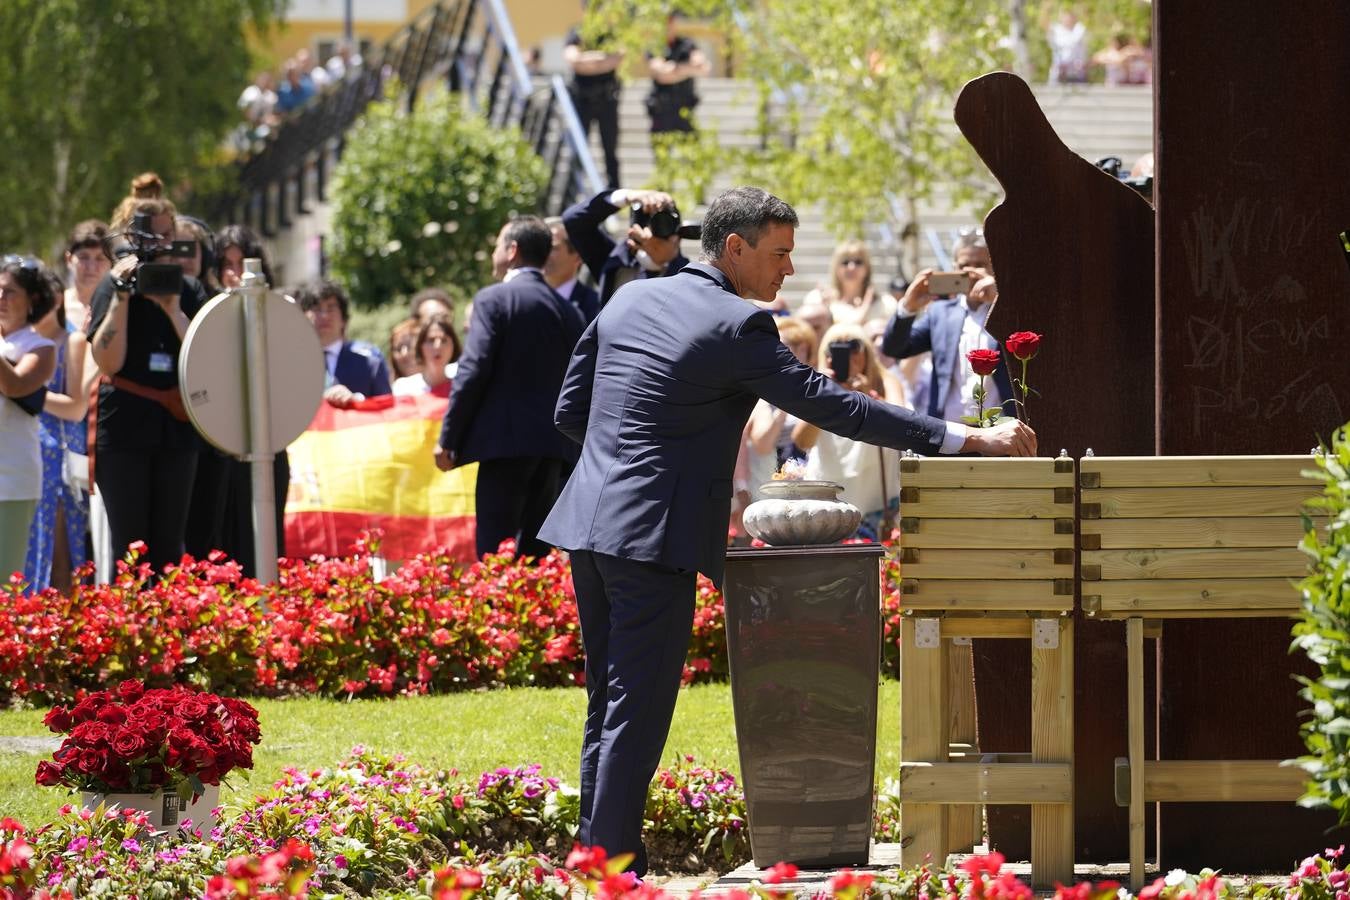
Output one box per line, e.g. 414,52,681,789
179,259,324,584
240,260,278,584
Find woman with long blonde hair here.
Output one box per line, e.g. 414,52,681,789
792,323,908,539
800,240,896,326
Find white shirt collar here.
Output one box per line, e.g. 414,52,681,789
503,266,543,283
322,339,343,355
554,278,577,300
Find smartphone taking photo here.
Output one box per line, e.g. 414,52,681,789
828,340,854,383
928,271,974,296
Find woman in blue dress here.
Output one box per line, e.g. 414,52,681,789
24,297,91,593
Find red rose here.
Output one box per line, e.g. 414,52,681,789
1005,330,1042,361
966,348,1002,376
176,698,209,721
35,761,65,787
111,728,148,760
95,704,128,726
43,707,72,735
71,721,111,745
116,680,145,703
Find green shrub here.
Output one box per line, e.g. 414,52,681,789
328,85,549,310
1292,423,1350,824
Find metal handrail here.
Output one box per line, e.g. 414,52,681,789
205,0,604,237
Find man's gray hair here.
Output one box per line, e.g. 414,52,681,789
953,226,987,255
700,187,799,260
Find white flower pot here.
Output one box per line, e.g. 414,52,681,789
742,480,862,546
80,783,221,833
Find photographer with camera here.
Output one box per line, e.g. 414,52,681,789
87,183,208,573
561,188,696,309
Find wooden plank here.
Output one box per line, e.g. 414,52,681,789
905,549,1074,580
1083,547,1306,580
1031,618,1074,888
1079,455,1316,487
1089,578,1298,614
941,618,1034,639
1127,619,1146,890
900,762,1072,804
901,579,1072,613
1082,486,1319,518
1140,760,1306,803
900,618,949,869
901,517,1076,549
1081,516,1319,549
901,458,1073,489
906,488,1067,519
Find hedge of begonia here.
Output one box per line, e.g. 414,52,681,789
0,537,905,705
4,746,1348,898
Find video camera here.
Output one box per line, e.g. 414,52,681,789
630,202,702,241
110,212,196,295
1095,156,1153,200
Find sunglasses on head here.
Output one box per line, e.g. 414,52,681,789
2,254,41,271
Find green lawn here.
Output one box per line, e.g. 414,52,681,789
0,682,901,827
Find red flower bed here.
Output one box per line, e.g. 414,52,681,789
0,536,905,704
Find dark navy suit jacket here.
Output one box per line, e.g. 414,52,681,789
539,262,950,586
567,280,601,323
439,268,586,465
562,190,689,308
334,340,392,397
880,299,1014,420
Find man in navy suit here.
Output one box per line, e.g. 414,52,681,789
298,280,392,407
562,187,689,309
544,217,600,322
538,188,1036,876
436,217,586,559
881,231,1014,420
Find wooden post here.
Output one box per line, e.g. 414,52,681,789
947,640,981,854
901,617,949,868
1127,617,1146,888
1031,617,1074,887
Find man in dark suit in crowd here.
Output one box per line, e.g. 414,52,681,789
298,280,392,408
544,216,600,323
881,230,1014,419
538,187,1036,878
436,217,587,559
562,187,689,309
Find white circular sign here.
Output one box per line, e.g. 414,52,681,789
179,290,325,456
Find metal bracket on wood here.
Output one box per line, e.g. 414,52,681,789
951,636,972,646
914,618,941,649
1033,619,1060,649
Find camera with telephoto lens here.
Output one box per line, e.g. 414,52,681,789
111,212,196,295
1095,156,1152,200
630,202,702,241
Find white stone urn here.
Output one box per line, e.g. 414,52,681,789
742,480,862,546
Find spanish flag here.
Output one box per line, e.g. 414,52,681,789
284,394,477,562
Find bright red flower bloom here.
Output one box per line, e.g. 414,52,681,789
966,348,1002,376
1005,331,1042,361
764,861,798,884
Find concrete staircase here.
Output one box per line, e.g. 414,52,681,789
585,78,1153,304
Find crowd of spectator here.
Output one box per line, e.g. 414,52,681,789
235,42,364,147
1046,8,1151,86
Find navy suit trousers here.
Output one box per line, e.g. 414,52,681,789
569,550,696,877
473,457,563,560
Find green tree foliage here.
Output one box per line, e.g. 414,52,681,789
1292,426,1350,824
327,87,549,310
0,0,285,255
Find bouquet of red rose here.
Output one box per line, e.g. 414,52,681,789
35,680,261,800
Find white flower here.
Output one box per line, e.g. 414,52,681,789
1165,869,1189,887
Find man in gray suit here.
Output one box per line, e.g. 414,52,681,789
538,187,1035,877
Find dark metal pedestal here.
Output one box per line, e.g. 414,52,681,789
722,544,885,868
